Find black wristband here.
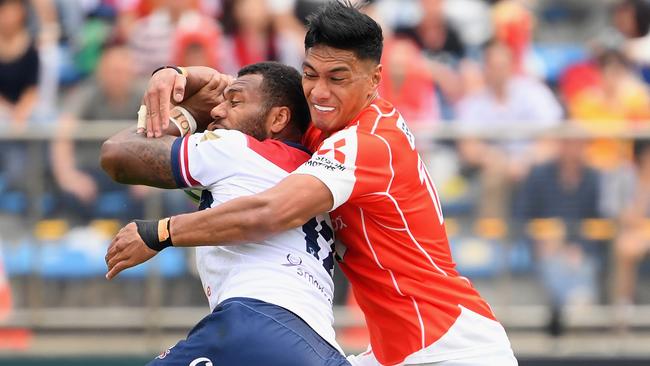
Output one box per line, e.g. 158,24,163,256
152,65,186,77
134,218,173,252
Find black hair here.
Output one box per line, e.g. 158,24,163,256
304,0,383,63
616,0,650,37
237,62,311,134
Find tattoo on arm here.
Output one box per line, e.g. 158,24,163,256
122,138,177,188
103,127,178,189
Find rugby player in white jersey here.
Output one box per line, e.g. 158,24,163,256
100,62,349,366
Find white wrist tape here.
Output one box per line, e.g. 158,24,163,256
137,105,147,131
169,106,197,137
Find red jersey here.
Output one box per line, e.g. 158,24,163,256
295,98,512,365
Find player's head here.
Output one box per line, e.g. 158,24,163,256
302,0,383,135
209,61,310,142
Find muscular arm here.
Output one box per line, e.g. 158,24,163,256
169,174,334,246
100,126,178,188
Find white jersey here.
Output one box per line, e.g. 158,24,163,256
170,129,341,353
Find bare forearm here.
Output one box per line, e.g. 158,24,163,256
13,88,38,123
170,195,273,246
101,126,177,188
168,175,334,247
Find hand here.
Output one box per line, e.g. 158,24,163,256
143,68,187,138
105,222,157,279
143,67,233,138
181,73,233,131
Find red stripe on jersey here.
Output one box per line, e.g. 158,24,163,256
245,136,311,172
182,135,201,186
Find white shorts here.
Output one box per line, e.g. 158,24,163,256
347,348,518,366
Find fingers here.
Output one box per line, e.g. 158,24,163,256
173,74,187,104
158,88,171,136
214,74,233,94
145,93,156,138
106,261,131,280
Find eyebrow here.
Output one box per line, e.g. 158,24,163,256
302,61,351,74
224,86,244,98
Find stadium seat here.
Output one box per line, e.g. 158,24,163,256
0,191,27,215
119,248,187,279
2,238,36,276
449,237,505,278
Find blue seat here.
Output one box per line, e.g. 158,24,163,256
532,44,589,83
2,239,36,276
0,191,27,215
507,240,534,274
450,237,505,279
119,248,187,279
38,241,107,278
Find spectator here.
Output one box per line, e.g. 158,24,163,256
0,0,40,202
612,0,650,84
413,0,465,116
514,138,602,336
568,49,650,170
0,0,39,126
126,0,212,75
379,36,439,124
50,44,147,223
491,0,534,74
453,39,562,217
171,13,222,69
611,139,650,327
456,40,563,134
219,0,303,74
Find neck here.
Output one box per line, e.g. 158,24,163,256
366,90,379,107
272,128,301,144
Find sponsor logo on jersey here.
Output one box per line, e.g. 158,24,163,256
296,267,333,305
332,215,348,232
200,131,221,142
396,115,415,150
317,139,346,164
282,253,303,267
189,357,213,366
305,155,346,172
157,346,174,359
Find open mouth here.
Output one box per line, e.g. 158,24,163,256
313,104,335,112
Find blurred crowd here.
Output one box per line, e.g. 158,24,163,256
2,0,650,336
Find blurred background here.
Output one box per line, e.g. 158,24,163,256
1,0,650,365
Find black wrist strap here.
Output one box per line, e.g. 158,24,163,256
134,218,173,252
152,65,185,77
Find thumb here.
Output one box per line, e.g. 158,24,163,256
173,74,187,103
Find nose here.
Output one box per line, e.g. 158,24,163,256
210,102,227,120
309,77,331,102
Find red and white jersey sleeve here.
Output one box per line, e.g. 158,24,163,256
294,123,396,211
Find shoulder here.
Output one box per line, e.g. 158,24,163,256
355,99,398,130
193,129,247,144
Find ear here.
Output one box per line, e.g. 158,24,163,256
268,106,291,134
371,64,382,87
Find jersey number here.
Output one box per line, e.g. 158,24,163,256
418,155,444,225
302,218,335,277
